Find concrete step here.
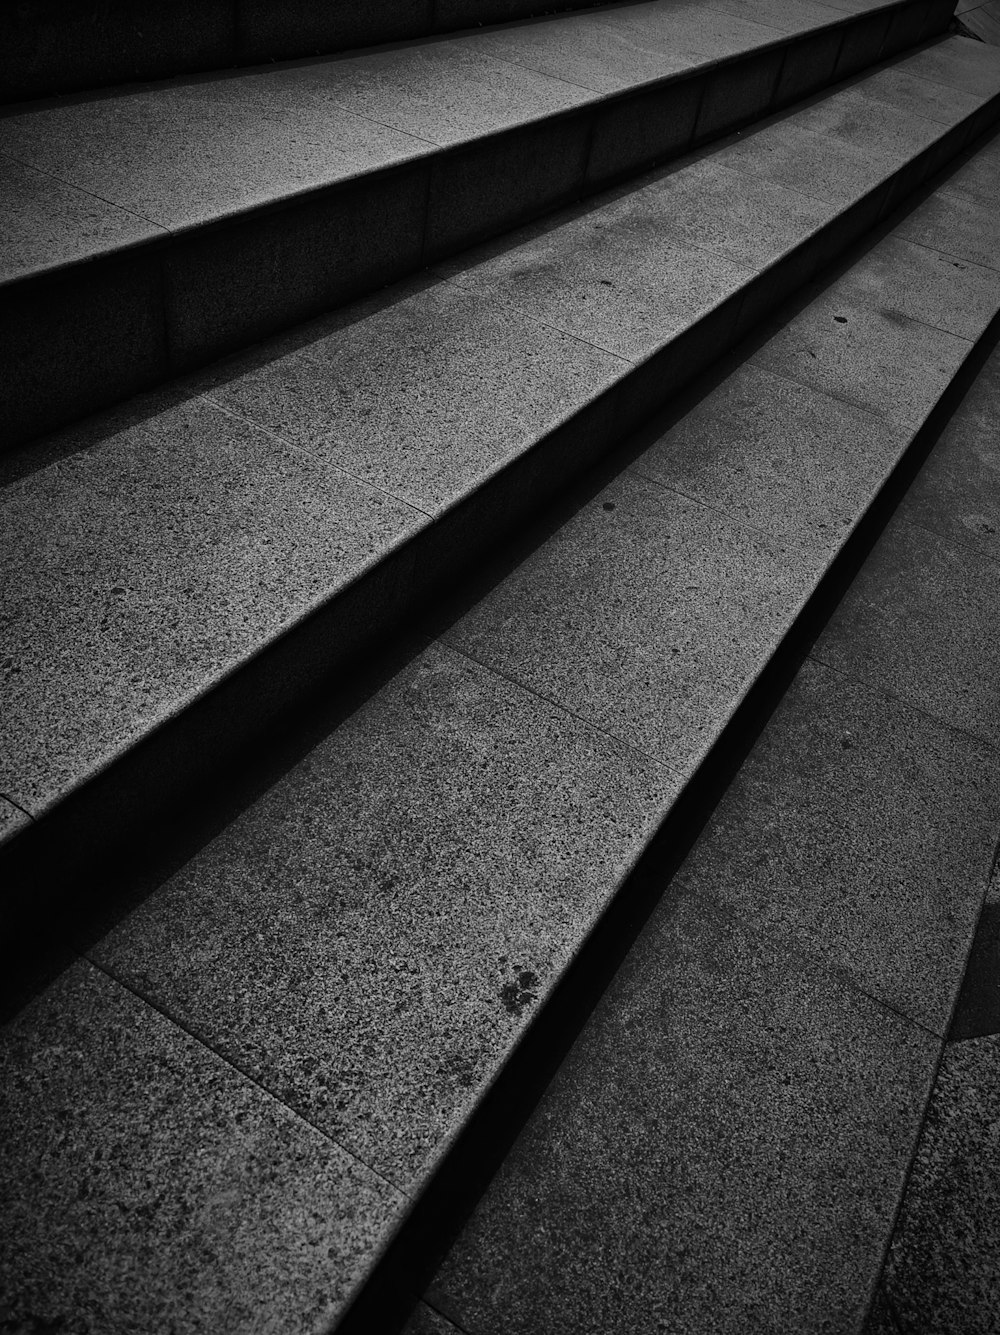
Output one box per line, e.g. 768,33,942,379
4,35,998,956
411,321,1000,1335
4,31,999,947
0,0,948,103
0,0,954,450
0,0,631,102
3,61,1000,1335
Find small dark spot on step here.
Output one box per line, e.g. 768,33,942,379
599,279,614,286
840,736,854,750
603,502,616,512
499,967,539,1017
834,316,847,324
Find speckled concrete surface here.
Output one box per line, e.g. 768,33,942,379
200,276,625,515
629,359,907,559
792,81,948,165
427,880,936,1335
0,388,425,816
843,60,987,127
711,112,896,204
441,470,814,777
865,1035,1000,1335
0,960,403,1335
831,233,1000,342
90,642,677,1192
0,158,165,285
813,514,1000,749
683,656,1000,1033
903,343,1000,562
896,185,1000,275
284,38,591,146
904,29,1000,98
457,7,700,94
435,185,750,364
638,155,837,271
0,76,434,232
750,268,972,432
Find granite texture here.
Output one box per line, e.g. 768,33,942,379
0,798,30,846
0,157,164,285
903,32,1000,99
902,343,1000,562
850,63,987,128
828,233,1000,342
458,7,699,93
707,0,845,35
0,72,433,231
712,115,894,205
813,514,1000,749
896,185,1000,275
284,39,590,147
90,642,677,1192
434,184,750,364
441,470,814,778
791,82,945,166
429,878,936,1335
629,360,907,561
639,155,837,271
939,133,1000,209
200,275,625,516
867,1035,1000,1335
0,960,403,1335
750,267,972,432
689,657,1000,1033
0,389,424,817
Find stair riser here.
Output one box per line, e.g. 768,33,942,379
0,0,949,454
2,92,990,963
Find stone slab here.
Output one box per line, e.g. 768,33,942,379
866,1035,1000,1335
814,514,1000,749
0,960,403,1335
830,233,1000,342
902,33,1000,99
638,155,837,272
896,185,1000,274
434,185,751,364
440,470,814,778
902,343,1000,562
0,73,434,232
90,642,676,1192
686,656,1000,1033
283,39,591,147
199,276,625,516
0,389,425,817
749,263,972,432
629,359,908,562
457,7,700,94
0,157,164,286
428,876,936,1335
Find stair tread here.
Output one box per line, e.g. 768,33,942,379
0,0,913,286
5,110,1000,1335
3,35,998,830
